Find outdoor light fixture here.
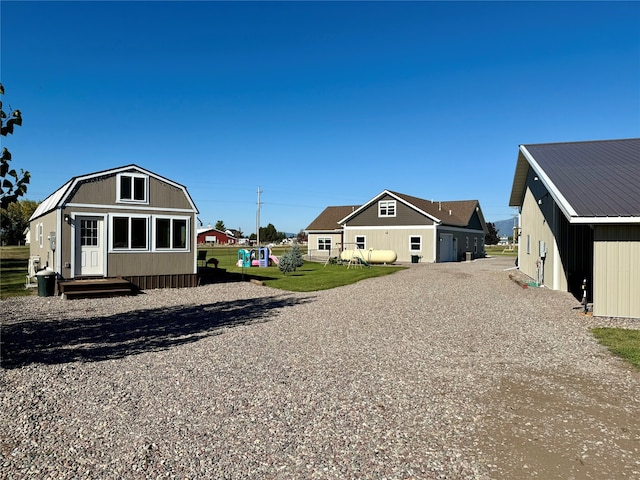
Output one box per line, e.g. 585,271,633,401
64,214,71,224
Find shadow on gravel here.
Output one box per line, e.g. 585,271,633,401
1,295,312,369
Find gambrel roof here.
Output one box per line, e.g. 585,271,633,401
338,190,486,230
509,138,640,223
29,164,198,221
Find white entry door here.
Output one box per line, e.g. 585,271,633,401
76,216,104,276
440,233,455,262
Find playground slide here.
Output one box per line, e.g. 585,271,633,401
269,255,279,266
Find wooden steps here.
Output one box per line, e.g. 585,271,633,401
58,277,136,300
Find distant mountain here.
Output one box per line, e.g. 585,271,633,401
491,219,516,237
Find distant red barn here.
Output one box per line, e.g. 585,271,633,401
197,228,236,245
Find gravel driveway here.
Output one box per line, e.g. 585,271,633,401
1,257,639,479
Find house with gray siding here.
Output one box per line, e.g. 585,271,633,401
306,190,487,263
28,165,199,290
509,138,640,318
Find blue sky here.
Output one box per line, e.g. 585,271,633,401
2,1,639,236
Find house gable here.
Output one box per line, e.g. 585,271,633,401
344,192,436,227
339,190,485,231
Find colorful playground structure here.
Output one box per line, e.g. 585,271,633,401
236,247,280,268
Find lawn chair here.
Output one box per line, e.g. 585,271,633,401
198,250,207,267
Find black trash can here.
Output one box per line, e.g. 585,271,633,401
411,255,420,264
36,269,56,297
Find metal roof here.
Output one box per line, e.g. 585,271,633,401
510,138,640,222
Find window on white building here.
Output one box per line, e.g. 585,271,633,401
318,237,331,251
410,236,422,251
378,200,396,217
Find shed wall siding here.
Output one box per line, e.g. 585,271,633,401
29,210,58,271
108,251,196,276
593,225,640,318
68,175,192,210
70,176,116,204
149,178,192,209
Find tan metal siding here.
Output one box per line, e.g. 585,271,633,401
593,225,640,318
519,179,568,290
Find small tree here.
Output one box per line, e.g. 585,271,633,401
1,83,30,209
278,250,296,275
215,220,226,231
0,199,38,245
485,222,500,245
290,243,304,268
278,244,304,275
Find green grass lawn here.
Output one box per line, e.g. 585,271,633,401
485,244,518,257
200,245,406,292
0,245,35,299
0,245,405,299
591,328,640,371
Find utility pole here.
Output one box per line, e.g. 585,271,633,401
256,186,262,247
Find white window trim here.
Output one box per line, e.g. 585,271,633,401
152,215,191,252
409,235,422,252
116,173,149,205
355,235,366,250
109,214,150,252
317,237,331,251
378,200,397,218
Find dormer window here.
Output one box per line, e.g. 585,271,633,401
117,173,148,204
378,200,396,217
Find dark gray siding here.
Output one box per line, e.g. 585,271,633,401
347,194,434,226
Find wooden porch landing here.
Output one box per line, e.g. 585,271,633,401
58,277,136,300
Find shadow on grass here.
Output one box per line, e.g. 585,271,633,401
1,295,312,369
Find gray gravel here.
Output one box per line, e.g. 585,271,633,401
1,257,639,479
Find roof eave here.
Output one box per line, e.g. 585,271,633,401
569,216,640,225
